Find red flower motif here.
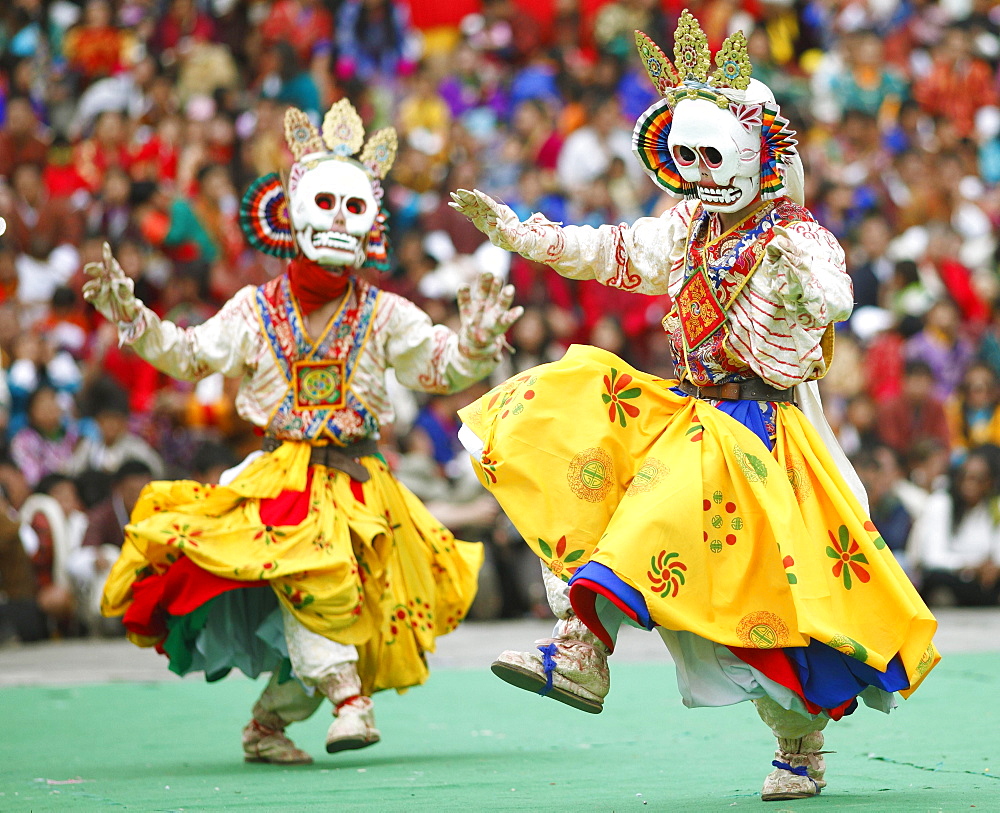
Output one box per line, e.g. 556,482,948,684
602,368,642,427
826,525,870,590
647,550,687,598
538,535,586,579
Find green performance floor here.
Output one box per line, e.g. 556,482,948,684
1,654,997,812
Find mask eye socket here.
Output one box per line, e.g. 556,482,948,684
345,197,367,215
700,147,724,169
672,145,697,167
315,192,336,210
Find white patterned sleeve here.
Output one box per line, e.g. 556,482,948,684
513,200,696,296
119,286,260,381
766,221,853,329
381,294,498,394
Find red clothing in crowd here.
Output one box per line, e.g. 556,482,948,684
875,393,951,455
913,57,999,139
260,0,334,64
936,258,989,326
0,131,48,180
63,26,129,79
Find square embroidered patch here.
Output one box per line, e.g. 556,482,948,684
676,269,725,350
293,360,347,409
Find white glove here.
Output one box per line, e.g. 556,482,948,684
765,224,806,272
82,242,142,324
457,272,523,359
765,224,827,326
449,188,563,265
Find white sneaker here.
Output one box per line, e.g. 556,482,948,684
325,696,381,753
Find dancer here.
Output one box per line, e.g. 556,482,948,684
452,13,938,802
83,99,521,764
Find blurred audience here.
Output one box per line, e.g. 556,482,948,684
909,446,1000,607
2,0,1000,635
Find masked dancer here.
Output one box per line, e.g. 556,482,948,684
451,12,937,802
84,99,521,764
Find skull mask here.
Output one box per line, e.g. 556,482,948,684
288,159,378,267
667,96,761,214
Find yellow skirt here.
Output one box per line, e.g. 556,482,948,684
103,440,483,694
459,345,938,697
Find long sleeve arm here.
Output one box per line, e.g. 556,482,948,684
380,294,499,394
451,188,693,296
504,203,694,296
117,287,260,381
765,221,853,329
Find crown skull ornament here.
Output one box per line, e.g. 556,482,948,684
239,99,397,269
632,10,798,212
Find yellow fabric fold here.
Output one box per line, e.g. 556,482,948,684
459,345,938,695
103,442,483,694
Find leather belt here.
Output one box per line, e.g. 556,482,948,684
678,378,794,403
261,436,380,482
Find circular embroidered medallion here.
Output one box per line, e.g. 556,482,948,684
626,457,667,495
733,445,769,485
916,644,935,675
465,402,483,429
568,448,615,502
300,367,339,402
785,455,813,503
737,611,789,649
826,633,868,663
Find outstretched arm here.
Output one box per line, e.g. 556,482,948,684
386,272,523,393
450,188,689,295
83,243,256,381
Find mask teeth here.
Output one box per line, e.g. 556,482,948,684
697,185,742,206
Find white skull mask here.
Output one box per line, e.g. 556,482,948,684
667,97,761,213
288,159,378,267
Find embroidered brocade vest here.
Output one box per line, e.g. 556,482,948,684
664,198,816,386
255,275,381,444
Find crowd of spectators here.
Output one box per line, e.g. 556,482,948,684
2,0,1000,642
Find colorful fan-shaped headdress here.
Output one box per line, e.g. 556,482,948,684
631,10,797,200
239,99,398,270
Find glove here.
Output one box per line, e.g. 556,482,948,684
764,225,807,276
449,188,563,264
82,242,142,325
457,272,523,359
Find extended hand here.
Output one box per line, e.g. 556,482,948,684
457,272,523,359
449,188,524,253
765,224,805,270
82,242,141,324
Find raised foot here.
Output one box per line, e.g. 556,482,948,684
326,696,381,754
325,733,381,754
490,655,604,714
